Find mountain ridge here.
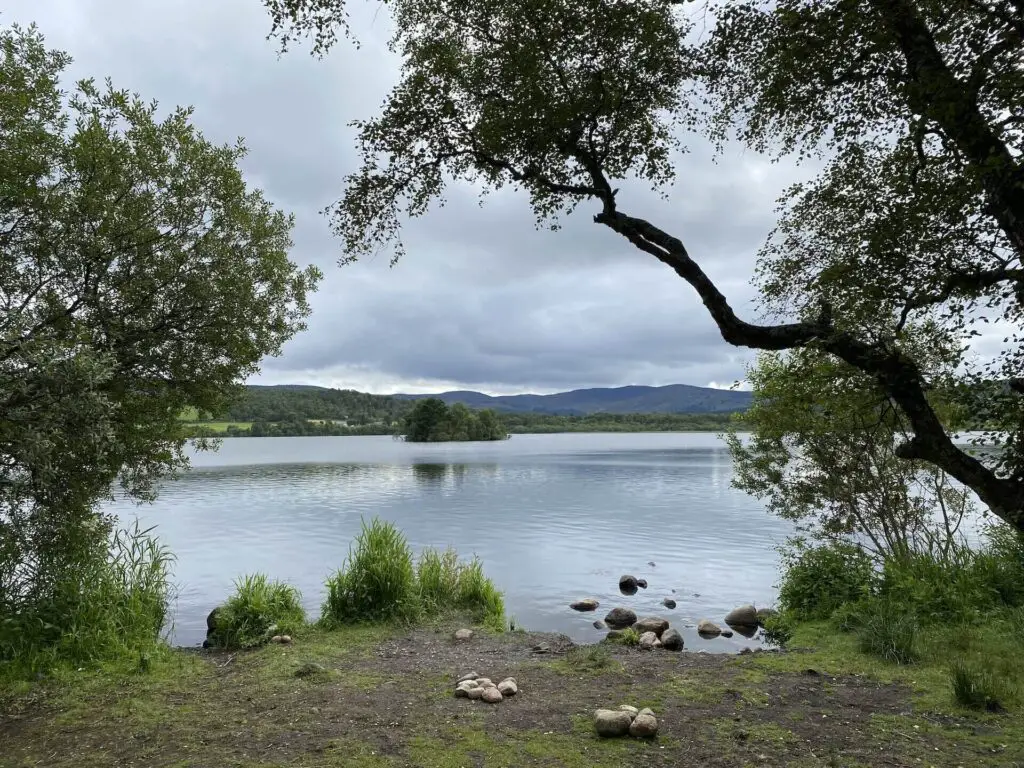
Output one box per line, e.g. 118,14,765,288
387,383,752,415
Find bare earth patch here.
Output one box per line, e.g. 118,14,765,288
1,623,1021,767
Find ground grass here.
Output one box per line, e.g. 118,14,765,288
182,420,253,432
5,619,1024,768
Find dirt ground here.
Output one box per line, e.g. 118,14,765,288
1,623,1020,767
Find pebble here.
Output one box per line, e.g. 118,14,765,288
454,628,474,642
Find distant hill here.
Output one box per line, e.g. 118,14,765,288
393,384,752,415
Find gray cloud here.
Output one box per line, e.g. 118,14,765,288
5,0,809,394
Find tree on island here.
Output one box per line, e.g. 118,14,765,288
0,24,320,660
265,0,1024,533
401,399,508,442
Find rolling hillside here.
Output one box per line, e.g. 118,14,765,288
392,384,752,415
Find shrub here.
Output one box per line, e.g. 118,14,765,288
0,521,173,675
949,658,1009,712
761,612,795,647
777,543,876,621
855,602,919,665
321,518,505,629
210,574,305,649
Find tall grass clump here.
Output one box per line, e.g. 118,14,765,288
320,518,504,629
322,518,419,625
949,658,1011,712
0,521,173,676
208,574,306,650
854,601,919,664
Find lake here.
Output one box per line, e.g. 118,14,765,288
107,432,791,652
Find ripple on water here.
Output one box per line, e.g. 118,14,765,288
110,433,790,651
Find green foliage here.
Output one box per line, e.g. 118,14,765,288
855,602,920,666
401,399,507,442
0,521,172,676
0,22,319,670
949,658,1011,712
209,574,306,650
776,543,876,622
563,644,615,672
728,347,975,561
321,518,504,629
323,519,419,625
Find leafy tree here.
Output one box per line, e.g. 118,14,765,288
726,346,977,561
401,398,507,441
0,25,320,644
265,0,1024,531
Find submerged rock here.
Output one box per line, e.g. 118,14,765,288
660,628,684,651
618,575,639,595
604,607,638,630
594,709,633,737
635,617,670,637
593,620,606,630
728,623,759,639
662,598,677,609
724,604,759,627
636,578,648,589
570,598,600,612
721,630,734,638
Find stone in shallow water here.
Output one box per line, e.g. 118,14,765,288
662,598,677,609
724,604,758,627
570,598,600,611
635,617,670,637
604,607,637,630
618,575,639,595
698,619,722,637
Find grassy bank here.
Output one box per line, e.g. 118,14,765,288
3,618,1023,767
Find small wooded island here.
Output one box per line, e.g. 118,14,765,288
401,398,509,442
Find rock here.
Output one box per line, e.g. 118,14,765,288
481,686,503,703
458,672,479,683
639,631,658,650
594,709,633,737
618,575,639,595
279,635,292,644
206,607,221,633
531,643,551,654
467,686,485,700
756,607,779,626
639,707,655,718
593,620,606,630
294,662,326,678
724,604,759,627
662,598,677,609
697,619,722,637
475,677,493,686
570,598,600,612
660,628,684,651
497,679,518,697
648,561,656,567
604,607,638,630
618,705,639,719
721,630,734,638
653,639,662,648
630,711,659,738
739,647,753,655
635,617,670,637
636,578,648,589
454,628,475,642
455,681,479,698
605,630,625,641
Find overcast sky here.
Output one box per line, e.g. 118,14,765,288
5,0,816,395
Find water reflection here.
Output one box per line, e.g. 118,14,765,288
109,433,790,653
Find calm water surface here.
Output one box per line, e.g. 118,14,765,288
107,433,791,651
